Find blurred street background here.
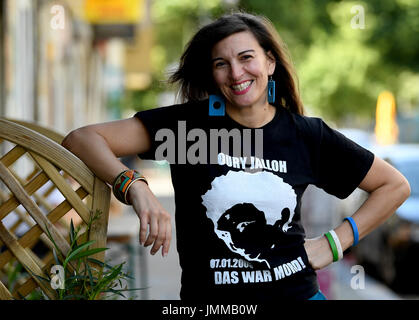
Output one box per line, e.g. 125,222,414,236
1,0,419,300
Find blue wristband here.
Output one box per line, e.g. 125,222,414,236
344,217,359,246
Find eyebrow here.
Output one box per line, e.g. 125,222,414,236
211,49,255,62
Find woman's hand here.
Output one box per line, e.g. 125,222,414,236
127,180,172,257
303,236,334,270
62,118,172,257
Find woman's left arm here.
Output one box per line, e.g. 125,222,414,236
305,155,411,270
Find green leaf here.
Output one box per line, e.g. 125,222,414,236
13,209,137,300
69,247,108,262
87,258,116,270
91,264,124,299
69,219,75,248
44,223,65,259
33,274,51,284
7,262,23,291
52,248,61,266
67,274,94,282
63,240,95,269
86,262,94,289
103,288,127,299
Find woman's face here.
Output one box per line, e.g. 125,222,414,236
211,31,276,110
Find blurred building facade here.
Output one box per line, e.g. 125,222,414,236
0,0,152,134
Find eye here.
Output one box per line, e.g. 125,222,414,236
241,55,253,61
214,61,226,68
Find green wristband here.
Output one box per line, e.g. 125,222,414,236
325,232,339,262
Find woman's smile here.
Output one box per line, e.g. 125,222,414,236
231,80,254,95
211,31,276,111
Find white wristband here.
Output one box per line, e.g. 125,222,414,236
329,229,343,260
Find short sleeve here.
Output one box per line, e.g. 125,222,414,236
313,119,374,199
134,104,183,160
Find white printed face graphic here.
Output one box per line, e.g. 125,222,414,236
201,171,297,268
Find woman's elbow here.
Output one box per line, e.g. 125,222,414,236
62,127,88,155
392,174,411,207
399,175,411,202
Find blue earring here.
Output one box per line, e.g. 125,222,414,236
209,94,225,116
268,76,275,104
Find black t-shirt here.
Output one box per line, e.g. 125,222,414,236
134,99,374,301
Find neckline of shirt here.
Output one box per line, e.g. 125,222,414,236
224,105,281,130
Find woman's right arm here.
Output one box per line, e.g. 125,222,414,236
61,117,172,257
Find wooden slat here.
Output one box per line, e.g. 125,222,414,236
9,207,55,252
0,145,26,167
26,248,46,270
12,273,38,299
30,152,91,224
0,281,13,300
12,229,89,299
0,171,49,221
40,183,56,199
25,167,41,183
0,187,10,203
2,176,37,236
13,254,56,299
0,161,70,257
9,209,30,234
8,168,51,212
32,192,54,212
0,187,88,269
0,119,111,300
0,119,94,194
8,167,55,213
0,222,56,299
6,119,64,144
88,177,111,262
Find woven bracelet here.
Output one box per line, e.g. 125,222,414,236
112,169,148,205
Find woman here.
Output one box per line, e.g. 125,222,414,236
62,12,410,301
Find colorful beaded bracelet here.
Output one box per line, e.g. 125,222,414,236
112,169,148,205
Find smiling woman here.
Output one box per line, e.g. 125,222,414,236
169,12,305,120
210,31,276,127
61,11,410,302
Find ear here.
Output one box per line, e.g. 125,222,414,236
266,50,276,75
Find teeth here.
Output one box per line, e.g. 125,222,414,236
232,81,252,92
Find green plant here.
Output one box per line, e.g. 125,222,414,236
2,260,45,300
33,210,141,300
5,260,23,293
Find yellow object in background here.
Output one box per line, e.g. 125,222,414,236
375,91,399,145
84,0,144,24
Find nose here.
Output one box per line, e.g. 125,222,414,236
230,61,244,82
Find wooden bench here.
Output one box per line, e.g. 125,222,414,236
0,118,110,299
